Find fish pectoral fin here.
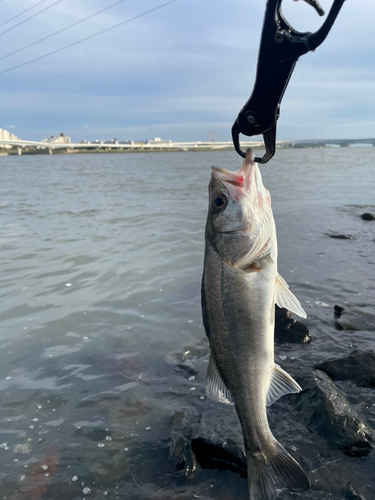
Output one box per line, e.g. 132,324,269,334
239,253,274,273
275,273,307,319
266,364,302,406
205,356,234,405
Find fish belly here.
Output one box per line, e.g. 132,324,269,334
202,243,276,451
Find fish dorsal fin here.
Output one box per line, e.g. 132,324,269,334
266,364,302,406
275,273,307,319
206,356,234,405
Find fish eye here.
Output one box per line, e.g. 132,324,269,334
211,195,227,211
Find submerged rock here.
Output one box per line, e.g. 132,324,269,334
317,350,375,387
275,306,312,344
343,483,367,500
169,431,198,477
361,212,375,221
334,305,375,331
82,439,130,482
169,409,201,477
165,341,209,378
296,370,373,456
329,233,356,240
191,408,246,475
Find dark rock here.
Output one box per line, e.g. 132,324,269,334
329,233,356,240
334,304,345,317
361,212,375,221
170,410,186,426
172,362,198,378
334,305,375,331
317,350,375,387
296,370,373,455
191,408,246,475
169,431,198,476
169,409,200,477
165,341,209,378
275,306,312,344
343,483,366,500
309,459,367,497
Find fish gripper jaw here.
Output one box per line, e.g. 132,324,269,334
232,0,346,164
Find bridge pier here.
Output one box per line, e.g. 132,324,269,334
16,147,22,155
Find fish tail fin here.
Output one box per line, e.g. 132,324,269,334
247,439,310,500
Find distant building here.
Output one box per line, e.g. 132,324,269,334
42,132,70,144
0,128,19,149
146,137,172,145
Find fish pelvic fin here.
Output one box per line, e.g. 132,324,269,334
275,274,307,319
247,439,310,500
205,356,234,405
266,364,302,406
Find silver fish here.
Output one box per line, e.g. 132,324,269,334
201,148,310,500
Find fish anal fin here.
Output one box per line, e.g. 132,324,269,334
247,438,310,500
275,274,307,319
266,364,302,406
206,356,234,405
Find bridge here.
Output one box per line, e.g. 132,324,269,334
278,138,375,148
0,138,374,155
0,138,263,155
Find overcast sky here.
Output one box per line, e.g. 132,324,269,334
0,0,374,142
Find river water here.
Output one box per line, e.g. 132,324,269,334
0,147,374,500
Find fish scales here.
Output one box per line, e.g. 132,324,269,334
201,148,310,500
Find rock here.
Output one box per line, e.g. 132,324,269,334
334,305,375,331
82,439,130,482
169,431,198,476
329,233,356,240
170,410,186,426
169,409,201,477
334,305,345,317
296,370,373,456
191,408,246,475
361,212,375,221
165,341,209,378
275,306,312,344
343,483,366,500
316,350,375,387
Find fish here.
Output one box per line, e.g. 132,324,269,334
201,148,310,500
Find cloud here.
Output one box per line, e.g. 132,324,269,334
6,124,16,129
0,0,374,141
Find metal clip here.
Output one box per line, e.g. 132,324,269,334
232,0,346,163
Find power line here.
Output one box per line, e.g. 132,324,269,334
0,0,63,38
0,0,50,29
0,0,129,62
0,0,180,76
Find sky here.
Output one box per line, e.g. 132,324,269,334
0,0,374,143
